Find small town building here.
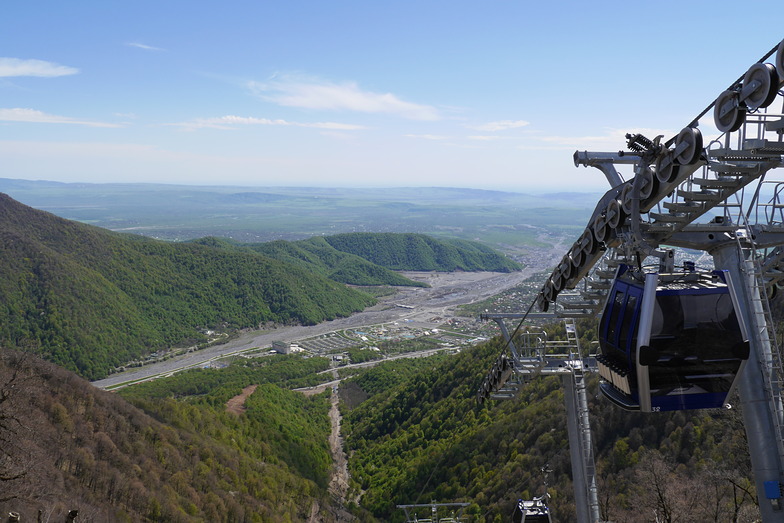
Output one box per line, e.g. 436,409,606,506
272,340,291,354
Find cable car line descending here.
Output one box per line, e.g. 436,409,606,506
477,318,602,523
478,37,784,522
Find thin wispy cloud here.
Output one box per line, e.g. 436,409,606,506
171,115,367,131
404,134,448,140
469,120,529,132
468,135,502,141
0,108,122,128
0,58,79,78
249,76,440,121
126,42,165,52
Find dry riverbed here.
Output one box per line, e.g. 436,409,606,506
92,270,533,390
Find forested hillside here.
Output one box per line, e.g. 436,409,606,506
0,193,375,379
2,189,760,522
0,350,341,522
323,233,521,272
196,233,521,287
341,336,759,522
193,235,429,287
0,325,761,521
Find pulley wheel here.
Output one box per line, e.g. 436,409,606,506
655,151,679,184
592,213,609,243
541,281,554,303
674,127,703,165
637,168,657,203
620,183,634,215
605,198,623,229
742,63,779,110
569,244,585,270
559,256,576,283
579,227,596,255
537,292,550,313
714,90,746,133
777,39,784,84
550,268,563,292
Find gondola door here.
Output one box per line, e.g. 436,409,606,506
637,270,749,412
635,273,659,412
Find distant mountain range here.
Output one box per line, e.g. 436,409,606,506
0,193,519,379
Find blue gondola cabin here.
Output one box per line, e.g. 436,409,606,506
597,264,750,412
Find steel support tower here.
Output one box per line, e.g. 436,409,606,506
479,315,602,523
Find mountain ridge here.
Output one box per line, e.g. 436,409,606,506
0,193,375,379
0,194,520,379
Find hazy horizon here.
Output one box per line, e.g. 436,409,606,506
0,175,608,196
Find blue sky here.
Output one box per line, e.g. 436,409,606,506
1,1,782,192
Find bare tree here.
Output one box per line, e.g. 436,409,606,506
634,450,701,523
0,350,31,501
0,349,54,516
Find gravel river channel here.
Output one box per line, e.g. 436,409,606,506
91,270,534,390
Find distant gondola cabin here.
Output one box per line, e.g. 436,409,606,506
597,264,749,412
512,498,551,523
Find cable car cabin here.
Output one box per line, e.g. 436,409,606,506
512,498,551,523
597,264,749,412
